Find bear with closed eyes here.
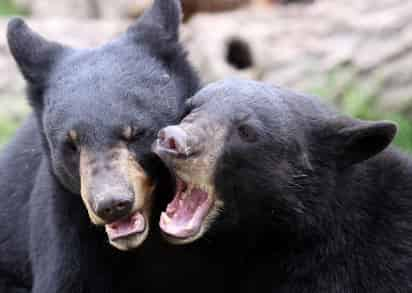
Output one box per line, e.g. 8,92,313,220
0,0,199,292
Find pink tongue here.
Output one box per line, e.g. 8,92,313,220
160,187,211,239
105,212,145,241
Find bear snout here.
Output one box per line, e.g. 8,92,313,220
157,126,191,157
94,194,134,223
79,146,152,226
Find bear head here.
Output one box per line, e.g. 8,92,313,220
153,79,397,245
7,0,199,250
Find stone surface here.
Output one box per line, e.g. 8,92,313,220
181,0,250,20
95,0,152,19
13,0,146,19
30,0,99,18
183,0,412,114
18,0,271,20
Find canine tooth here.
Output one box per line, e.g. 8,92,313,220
167,205,177,214
161,212,172,224
181,192,188,200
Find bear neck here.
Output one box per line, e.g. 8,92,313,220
221,147,412,273
268,147,412,277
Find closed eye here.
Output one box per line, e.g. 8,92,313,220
122,126,147,142
65,130,79,152
65,139,79,152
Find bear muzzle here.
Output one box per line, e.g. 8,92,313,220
153,121,226,244
79,145,154,250
156,125,194,157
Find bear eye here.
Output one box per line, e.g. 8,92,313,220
181,98,195,119
238,124,258,143
122,126,146,142
66,130,79,152
66,140,79,152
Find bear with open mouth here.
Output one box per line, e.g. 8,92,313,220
0,0,200,292
153,78,412,292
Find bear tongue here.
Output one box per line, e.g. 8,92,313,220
105,212,145,241
160,187,211,238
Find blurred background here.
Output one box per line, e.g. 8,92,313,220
1,0,412,152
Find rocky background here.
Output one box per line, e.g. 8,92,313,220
1,0,412,149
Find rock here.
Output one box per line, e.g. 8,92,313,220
94,0,151,19
183,0,412,114
17,0,145,19
30,0,99,18
22,0,272,20
12,0,30,11
181,0,250,20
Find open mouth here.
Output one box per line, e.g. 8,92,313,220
160,178,214,241
105,211,146,241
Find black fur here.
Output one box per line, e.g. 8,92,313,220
0,0,200,292
162,79,412,292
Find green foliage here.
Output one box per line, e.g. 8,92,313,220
386,114,412,153
340,89,412,153
312,81,412,154
0,116,19,146
0,0,27,16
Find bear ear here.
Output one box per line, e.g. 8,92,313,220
127,0,182,44
7,18,64,85
330,117,398,168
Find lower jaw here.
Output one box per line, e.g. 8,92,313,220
159,183,215,244
108,227,149,251
160,225,205,245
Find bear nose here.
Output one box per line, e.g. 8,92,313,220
158,126,190,156
95,196,133,223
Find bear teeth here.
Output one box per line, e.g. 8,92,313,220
160,213,173,226
181,190,189,200
166,204,177,214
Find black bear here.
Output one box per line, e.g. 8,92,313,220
0,0,199,292
153,78,412,292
